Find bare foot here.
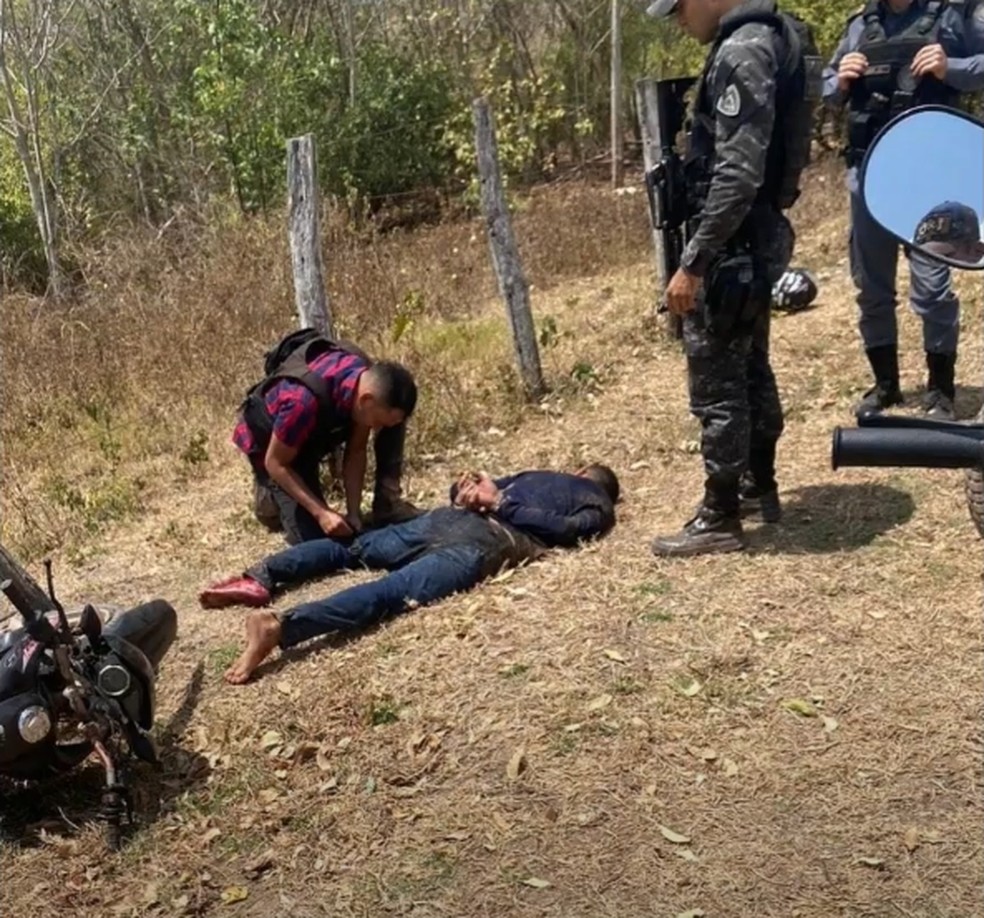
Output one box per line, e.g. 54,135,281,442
223,611,282,685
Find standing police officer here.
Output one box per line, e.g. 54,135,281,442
823,0,984,420
646,0,817,557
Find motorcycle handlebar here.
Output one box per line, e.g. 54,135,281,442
832,425,984,471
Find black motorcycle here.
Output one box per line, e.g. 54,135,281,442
831,104,984,528
0,541,177,848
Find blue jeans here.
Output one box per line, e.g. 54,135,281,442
249,421,410,545
848,168,959,355
248,511,489,649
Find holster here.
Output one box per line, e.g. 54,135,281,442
703,251,771,339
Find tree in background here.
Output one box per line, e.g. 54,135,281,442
0,0,863,293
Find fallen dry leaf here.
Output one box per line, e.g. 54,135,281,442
781,698,818,718
674,678,702,698
659,825,691,845
521,877,551,889
506,748,527,781
586,694,613,711
903,828,920,853
603,649,626,662
220,886,249,904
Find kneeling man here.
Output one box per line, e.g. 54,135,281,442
201,463,620,684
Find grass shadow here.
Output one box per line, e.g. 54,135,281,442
748,482,916,555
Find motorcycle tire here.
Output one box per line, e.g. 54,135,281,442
967,402,984,540
0,541,55,618
103,599,177,672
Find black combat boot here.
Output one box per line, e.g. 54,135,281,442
650,482,744,558
854,344,903,419
923,351,956,421
740,442,781,523
252,480,283,533
368,474,423,528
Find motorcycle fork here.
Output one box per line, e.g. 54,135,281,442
90,732,133,849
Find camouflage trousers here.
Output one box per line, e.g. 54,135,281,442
682,220,792,512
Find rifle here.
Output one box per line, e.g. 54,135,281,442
641,76,698,339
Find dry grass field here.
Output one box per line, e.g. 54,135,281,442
1,158,982,918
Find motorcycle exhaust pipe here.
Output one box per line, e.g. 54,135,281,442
832,426,984,471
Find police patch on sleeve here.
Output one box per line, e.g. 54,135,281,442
717,83,741,118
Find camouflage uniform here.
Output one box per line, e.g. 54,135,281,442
650,0,797,555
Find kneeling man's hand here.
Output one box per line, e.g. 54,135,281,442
318,508,355,538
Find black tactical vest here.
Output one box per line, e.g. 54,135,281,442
240,334,370,463
684,2,820,235
845,0,962,164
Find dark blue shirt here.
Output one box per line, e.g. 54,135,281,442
449,471,615,548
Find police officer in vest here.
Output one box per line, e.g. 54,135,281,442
646,0,815,557
824,0,984,420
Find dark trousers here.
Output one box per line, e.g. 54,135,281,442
681,217,792,511
683,294,784,512
251,422,408,545
247,509,496,648
847,168,959,354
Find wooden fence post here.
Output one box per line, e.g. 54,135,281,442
611,0,623,189
286,134,333,335
472,97,546,400
634,78,680,339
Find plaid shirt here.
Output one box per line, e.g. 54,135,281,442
233,349,368,456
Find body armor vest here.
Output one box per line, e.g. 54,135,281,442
684,4,821,239
846,0,962,165
240,334,369,462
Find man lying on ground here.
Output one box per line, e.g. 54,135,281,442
200,463,620,684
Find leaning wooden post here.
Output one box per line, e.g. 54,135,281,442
472,97,545,400
286,134,333,335
610,0,624,189
634,78,680,339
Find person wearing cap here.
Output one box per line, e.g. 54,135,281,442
822,0,984,421
914,201,984,265
646,0,812,558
